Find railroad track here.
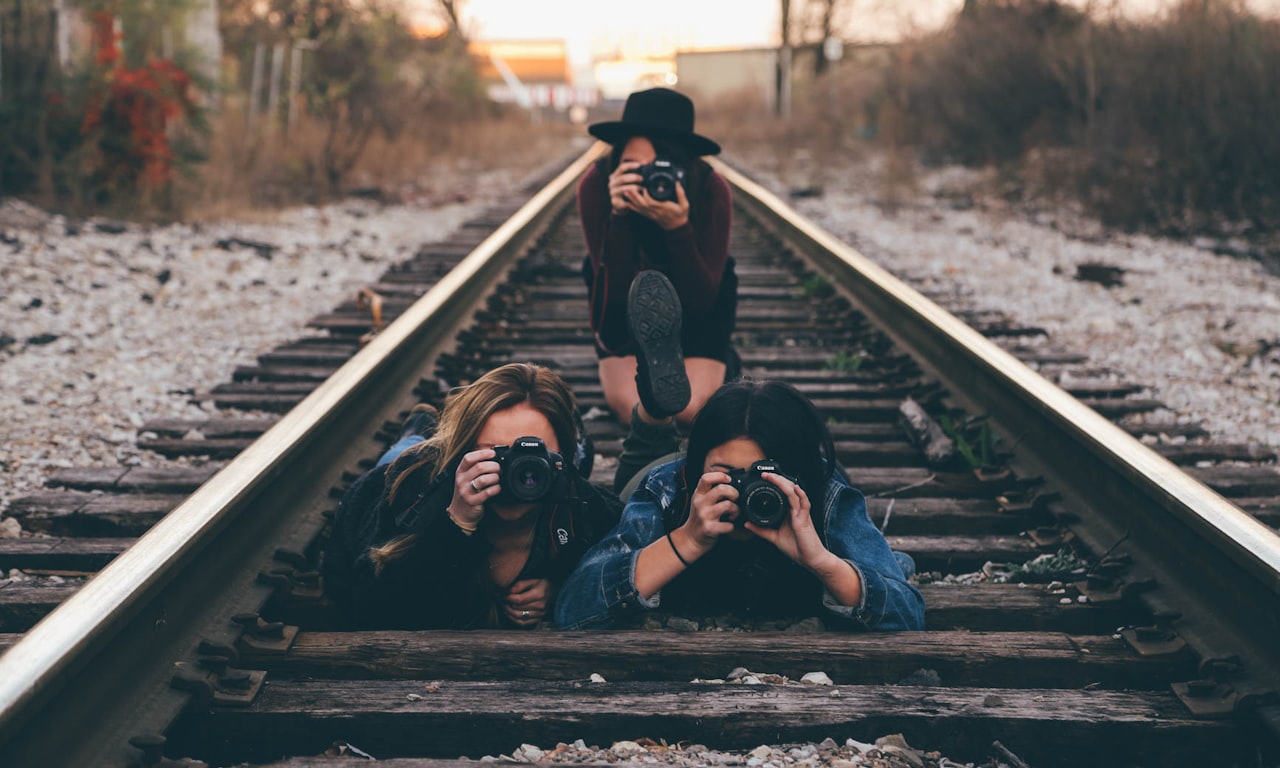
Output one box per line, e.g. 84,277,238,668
1,146,1278,768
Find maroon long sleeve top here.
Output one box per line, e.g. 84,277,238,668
578,160,733,336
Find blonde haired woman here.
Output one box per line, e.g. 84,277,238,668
323,363,622,629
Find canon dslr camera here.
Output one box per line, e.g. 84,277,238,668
636,158,686,203
492,436,565,503
725,460,798,529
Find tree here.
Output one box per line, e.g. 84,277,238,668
217,0,483,197
777,0,851,114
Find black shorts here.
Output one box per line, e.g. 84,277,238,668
582,255,738,364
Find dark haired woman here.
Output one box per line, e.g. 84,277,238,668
322,363,622,630
554,379,924,631
579,87,737,430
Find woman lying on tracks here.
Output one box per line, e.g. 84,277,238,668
579,86,738,429
322,363,623,630
554,378,925,631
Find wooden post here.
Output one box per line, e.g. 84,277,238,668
247,42,264,135
287,39,316,134
287,44,301,130
778,45,792,118
267,42,284,127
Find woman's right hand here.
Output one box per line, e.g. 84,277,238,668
608,161,643,216
448,448,500,528
679,471,740,557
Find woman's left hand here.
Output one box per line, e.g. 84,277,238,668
624,177,690,231
503,578,552,627
744,473,829,569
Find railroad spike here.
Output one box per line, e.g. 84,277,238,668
1172,679,1241,718
169,664,215,708
1120,625,1189,657
1199,654,1245,679
232,612,299,655
127,732,203,768
272,548,310,570
128,733,165,767
232,612,286,638
196,639,240,665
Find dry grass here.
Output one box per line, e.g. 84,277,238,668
887,0,1280,234
701,1,1280,238
183,101,579,221
698,61,907,204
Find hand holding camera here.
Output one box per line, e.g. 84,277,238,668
723,460,798,529
608,158,689,230
635,159,686,202
491,436,566,504
451,436,565,529
683,460,801,556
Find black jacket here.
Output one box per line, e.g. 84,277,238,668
322,447,623,629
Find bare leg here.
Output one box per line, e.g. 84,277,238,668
601,355,727,428
675,357,727,428
599,356,641,426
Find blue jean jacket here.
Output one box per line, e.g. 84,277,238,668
553,459,926,630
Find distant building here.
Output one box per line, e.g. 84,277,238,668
469,39,597,110
675,42,891,112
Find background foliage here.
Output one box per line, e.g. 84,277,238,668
2,0,1278,236
886,0,1280,234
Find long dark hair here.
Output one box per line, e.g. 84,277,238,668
676,379,837,524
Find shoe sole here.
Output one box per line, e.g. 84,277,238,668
628,272,690,417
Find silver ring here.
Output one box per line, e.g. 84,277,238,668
470,479,480,493
521,610,529,618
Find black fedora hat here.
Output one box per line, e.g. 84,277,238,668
589,87,721,157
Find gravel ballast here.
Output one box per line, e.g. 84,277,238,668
729,151,1280,451
0,172,510,519
3,151,1278,518
1,148,1274,767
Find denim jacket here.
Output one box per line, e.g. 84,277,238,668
553,459,926,630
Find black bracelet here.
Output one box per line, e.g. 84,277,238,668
666,530,691,568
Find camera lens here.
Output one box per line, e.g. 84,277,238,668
503,455,551,502
645,172,676,202
744,484,787,528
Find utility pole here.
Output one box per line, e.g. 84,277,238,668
777,0,792,117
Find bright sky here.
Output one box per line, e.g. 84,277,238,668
444,0,1280,59
447,0,960,63
426,0,1280,95
458,0,775,65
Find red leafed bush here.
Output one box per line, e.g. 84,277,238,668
79,10,198,195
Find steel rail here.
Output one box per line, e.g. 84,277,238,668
0,144,606,768
716,158,1280,703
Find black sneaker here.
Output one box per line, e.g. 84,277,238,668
628,270,690,420
398,403,438,441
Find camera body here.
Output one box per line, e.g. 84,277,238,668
725,460,798,529
492,436,565,504
636,158,686,203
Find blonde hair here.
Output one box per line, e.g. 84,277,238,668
370,363,580,571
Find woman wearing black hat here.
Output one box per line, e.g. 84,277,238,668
579,87,737,451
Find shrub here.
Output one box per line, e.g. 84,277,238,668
76,11,201,205
883,0,1280,235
